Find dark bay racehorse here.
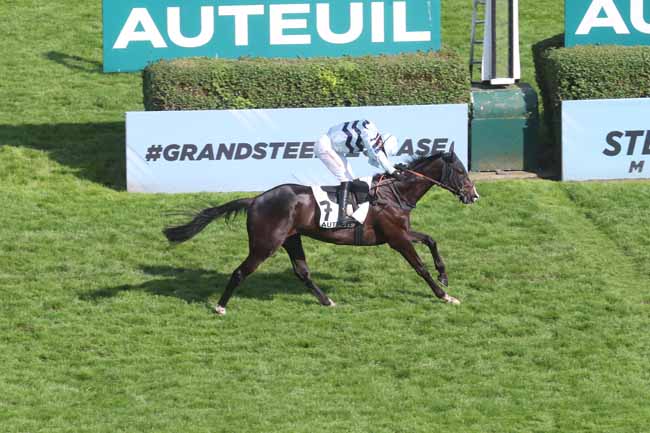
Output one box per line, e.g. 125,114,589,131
164,150,479,315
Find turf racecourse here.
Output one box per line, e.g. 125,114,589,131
3,173,650,432
2,0,650,432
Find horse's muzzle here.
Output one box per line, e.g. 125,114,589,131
461,185,480,204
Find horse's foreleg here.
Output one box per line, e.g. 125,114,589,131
283,235,335,307
409,231,448,287
389,238,459,305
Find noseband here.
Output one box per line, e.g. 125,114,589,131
372,158,468,209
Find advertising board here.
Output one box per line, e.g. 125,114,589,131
562,98,650,181
566,0,650,47
103,0,441,72
126,104,468,193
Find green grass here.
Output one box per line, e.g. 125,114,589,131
2,0,649,432
2,178,650,433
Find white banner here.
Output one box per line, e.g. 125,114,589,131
126,104,468,192
562,98,650,181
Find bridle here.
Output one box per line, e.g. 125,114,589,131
371,157,471,208
404,168,456,194
404,158,467,198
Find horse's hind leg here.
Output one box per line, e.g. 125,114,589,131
283,234,335,307
215,234,284,315
215,255,262,315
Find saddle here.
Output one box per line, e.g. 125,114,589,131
311,177,373,232
320,179,372,213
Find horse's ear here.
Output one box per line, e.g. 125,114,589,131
449,141,455,155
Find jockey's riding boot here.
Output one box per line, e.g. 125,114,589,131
337,181,357,227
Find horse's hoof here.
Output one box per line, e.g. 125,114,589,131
438,275,449,287
443,294,461,305
214,305,227,316
326,298,336,307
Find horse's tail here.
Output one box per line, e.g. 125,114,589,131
163,198,254,243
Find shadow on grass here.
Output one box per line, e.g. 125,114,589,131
45,51,103,73
0,122,126,189
82,265,341,306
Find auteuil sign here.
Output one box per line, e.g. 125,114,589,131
566,0,650,46
103,0,441,72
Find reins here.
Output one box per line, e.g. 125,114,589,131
405,169,441,187
404,169,457,195
371,175,414,210
370,161,461,210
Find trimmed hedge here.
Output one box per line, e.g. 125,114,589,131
533,34,650,135
143,50,470,111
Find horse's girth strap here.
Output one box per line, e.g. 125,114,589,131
354,224,364,246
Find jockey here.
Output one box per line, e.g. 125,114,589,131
316,119,401,226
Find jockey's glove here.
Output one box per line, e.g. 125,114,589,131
392,170,408,182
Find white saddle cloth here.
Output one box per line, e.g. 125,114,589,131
310,177,372,229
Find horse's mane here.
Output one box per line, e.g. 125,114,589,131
406,152,446,170
371,152,451,182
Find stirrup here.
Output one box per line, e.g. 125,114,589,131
336,215,357,228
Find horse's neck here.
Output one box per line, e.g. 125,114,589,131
397,159,445,205
395,178,432,206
